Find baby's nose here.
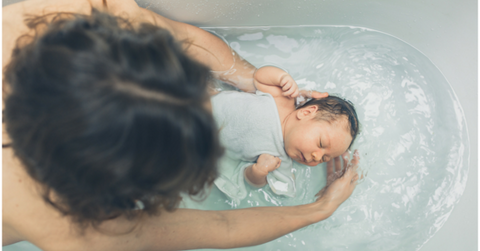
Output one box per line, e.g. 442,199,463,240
312,152,322,162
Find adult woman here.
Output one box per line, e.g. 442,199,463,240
3,0,360,250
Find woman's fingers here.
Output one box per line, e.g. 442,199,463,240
352,149,360,164
351,173,359,183
298,90,329,99
344,150,360,180
334,156,342,173
326,158,334,176
316,150,361,202
341,151,350,169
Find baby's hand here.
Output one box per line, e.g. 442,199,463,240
279,74,299,99
245,154,281,187
253,154,281,176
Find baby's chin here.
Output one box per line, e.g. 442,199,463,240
294,159,321,166
303,161,321,167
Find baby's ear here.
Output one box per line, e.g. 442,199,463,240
296,105,319,119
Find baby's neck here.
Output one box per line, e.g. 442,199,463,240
273,97,297,143
281,111,296,142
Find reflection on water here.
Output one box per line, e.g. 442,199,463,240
181,26,469,251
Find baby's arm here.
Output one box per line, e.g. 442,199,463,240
244,154,281,187
253,66,299,99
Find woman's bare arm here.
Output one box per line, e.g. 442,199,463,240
156,153,359,251
132,153,360,251
139,8,257,93
137,197,333,250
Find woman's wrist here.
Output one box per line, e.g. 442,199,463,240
300,197,338,224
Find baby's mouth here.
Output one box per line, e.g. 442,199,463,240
300,152,306,163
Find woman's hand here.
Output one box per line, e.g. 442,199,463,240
298,89,329,99
296,90,329,106
315,150,360,209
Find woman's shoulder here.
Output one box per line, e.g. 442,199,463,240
2,130,76,248
1,0,169,67
2,143,40,245
1,0,144,36
1,145,148,250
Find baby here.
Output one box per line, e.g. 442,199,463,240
211,66,359,199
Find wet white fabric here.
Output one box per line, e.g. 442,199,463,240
211,90,296,200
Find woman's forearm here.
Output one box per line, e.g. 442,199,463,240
140,199,337,250
213,201,335,248
182,24,257,93
141,8,257,93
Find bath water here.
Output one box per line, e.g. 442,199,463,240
180,26,469,251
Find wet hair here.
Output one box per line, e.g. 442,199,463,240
297,96,360,149
3,10,223,229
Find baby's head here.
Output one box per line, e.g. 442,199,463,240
284,96,359,166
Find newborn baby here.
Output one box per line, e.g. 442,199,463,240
212,66,359,200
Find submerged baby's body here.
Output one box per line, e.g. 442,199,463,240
212,66,359,198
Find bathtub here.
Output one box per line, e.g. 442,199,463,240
2,0,477,250
137,2,477,251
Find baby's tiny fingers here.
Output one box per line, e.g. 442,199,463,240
283,88,295,97
290,89,300,98
276,160,282,169
282,82,292,90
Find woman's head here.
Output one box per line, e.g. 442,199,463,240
4,10,222,228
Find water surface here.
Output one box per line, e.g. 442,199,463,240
181,25,470,251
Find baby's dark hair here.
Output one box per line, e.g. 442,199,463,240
4,10,223,229
297,96,360,149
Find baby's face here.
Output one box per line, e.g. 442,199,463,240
284,117,352,166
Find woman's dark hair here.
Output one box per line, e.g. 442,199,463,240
4,10,223,229
298,96,360,149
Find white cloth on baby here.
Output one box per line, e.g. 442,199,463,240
211,90,295,200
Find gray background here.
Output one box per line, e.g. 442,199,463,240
3,0,477,250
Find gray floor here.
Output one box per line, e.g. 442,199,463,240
3,0,477,250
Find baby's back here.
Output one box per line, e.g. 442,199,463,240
211,90,296,198
211,90,284,162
